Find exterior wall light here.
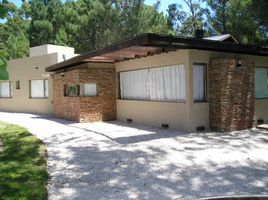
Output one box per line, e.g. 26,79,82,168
237,60,242,68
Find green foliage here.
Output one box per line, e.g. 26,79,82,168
166,0,268,44
167,0,206,37
203,0,267,44
0,122,48,199
0,57,8,80
0,0,267,64
0,0,8,19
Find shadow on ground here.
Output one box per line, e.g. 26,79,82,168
0,112,267,200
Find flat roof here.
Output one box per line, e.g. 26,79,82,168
46,33,268,72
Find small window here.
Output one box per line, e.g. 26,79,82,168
81,83,97,96
255,67,268,99
64,84,80,96
30,79,48,99
16,81,20,89
193,64,207,102
64,83,97,97
0,82,11,98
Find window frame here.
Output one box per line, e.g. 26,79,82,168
255,66,268,99
193,63,208,103
118,64,186,103
64,83,98,97
16,80,20,90
80,83,98,97
0,81,12,98
29,79,48,99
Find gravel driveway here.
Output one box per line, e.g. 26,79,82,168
0,112,267,200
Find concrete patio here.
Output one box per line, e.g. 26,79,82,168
0,112,267,200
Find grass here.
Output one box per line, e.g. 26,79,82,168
0,122,47,200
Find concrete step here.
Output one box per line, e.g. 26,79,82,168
256,124,268,131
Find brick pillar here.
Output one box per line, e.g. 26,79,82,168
209,58,254,132
53,67,116,122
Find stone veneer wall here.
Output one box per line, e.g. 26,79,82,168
209,58,254,131
53,67,116,122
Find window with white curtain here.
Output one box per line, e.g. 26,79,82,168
0,82,11,98
81,83,97,96
119,65,185,101
30,80,48,98
120,69,149,100
255,67,268,99
193,64,207,101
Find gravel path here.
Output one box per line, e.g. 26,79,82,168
0,112,267,200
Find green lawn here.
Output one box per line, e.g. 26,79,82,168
0,122,47,200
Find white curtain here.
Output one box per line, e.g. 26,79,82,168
255,67,268,98
30,80,45,98
120,65,186,101
148,65,185,101
120,69,149,100
83,83,97,96
0,82,11,98
193,64,206,101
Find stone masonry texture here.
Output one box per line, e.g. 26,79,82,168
209,58,255,132
53,66,116,122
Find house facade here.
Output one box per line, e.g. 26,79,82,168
0,44,77,114
1,34,268,132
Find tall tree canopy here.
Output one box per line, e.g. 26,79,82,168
166,0,268,44
0,0,267,64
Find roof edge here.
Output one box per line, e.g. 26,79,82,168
46,33,268,72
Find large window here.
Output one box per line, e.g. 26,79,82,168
119,65,186,102
255,67,268,99
0,82,11,98
193,64,207,102
30,80,48,98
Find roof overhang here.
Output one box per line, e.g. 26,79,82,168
46,33,268,72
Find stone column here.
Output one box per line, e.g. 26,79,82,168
209,58,254,132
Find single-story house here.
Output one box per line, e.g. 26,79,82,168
0,44,77,114
1,33,268,132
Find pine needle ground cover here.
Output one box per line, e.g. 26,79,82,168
0,122,47,200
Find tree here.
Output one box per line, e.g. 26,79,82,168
204,0,228,34
250,0,268,45
0,0,8,19
204,0,267,44
138,2,173,35
0,0,10,80
167,0,206,37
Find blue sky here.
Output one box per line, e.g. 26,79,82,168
7,0,179,14
145,0,179,13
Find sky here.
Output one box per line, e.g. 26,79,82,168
144,0,179,13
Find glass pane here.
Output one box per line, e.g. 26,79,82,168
30,80,44,98
148,65,186,101
193,64,206,101
120,69,149,100
83,83,97,96
68,85,79,96
255,68,268,98
0,82,11,97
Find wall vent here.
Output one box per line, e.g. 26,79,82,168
161,124,169,129
257,119,264,125
126,118,133,123
196,126,205,131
